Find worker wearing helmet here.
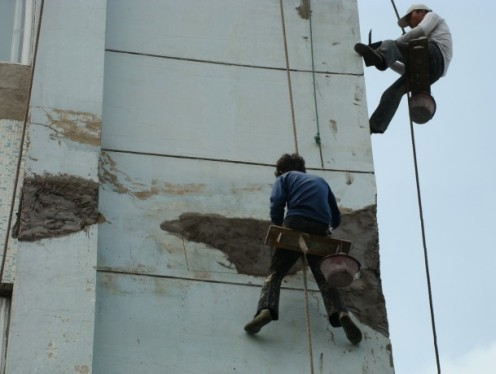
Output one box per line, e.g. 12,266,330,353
354,4,453,133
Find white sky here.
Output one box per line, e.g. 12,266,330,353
357,1,496,373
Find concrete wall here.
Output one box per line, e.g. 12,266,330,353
95,0,393,373
0,0,394,373
4,1,106,373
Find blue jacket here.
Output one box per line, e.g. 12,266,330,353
270,171,341,228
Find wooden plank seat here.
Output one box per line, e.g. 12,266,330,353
264,225,352,257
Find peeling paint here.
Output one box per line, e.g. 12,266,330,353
44,108,101,146
13,174,102,241
160,205,388,336
296,0,311,20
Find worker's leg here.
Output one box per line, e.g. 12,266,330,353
376,40,408,67
245,248,299,334
369,74,408,133
306,255,348,324
307,254,362,344
428,42,444,84
254,248,300,320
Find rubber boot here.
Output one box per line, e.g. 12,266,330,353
244,309,272,334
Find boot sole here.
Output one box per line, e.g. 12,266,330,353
354,43,383,67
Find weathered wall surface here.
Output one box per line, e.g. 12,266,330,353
0,63,30,121
0,63,31,286
94,0,393,373
4,1,106,373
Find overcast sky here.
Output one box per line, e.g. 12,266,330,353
357,1,496,373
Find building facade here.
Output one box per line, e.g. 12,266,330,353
0,0,394,372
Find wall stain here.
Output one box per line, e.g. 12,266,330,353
44,108,101,147
13,174,102,241
160,205,388,336
99,152,206,199
74,365,89,374
296,0,311,19
329,119,338,136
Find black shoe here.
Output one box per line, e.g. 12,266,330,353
354,43,386,70
244,309,272,334
339,312,362,345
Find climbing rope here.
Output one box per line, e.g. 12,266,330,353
307,2,325,168
298,234,315,374
388,1,442,372
279,0,299,155
1,0,45,279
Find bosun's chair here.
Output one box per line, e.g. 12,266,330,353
407,37,436,124
264,225,360,288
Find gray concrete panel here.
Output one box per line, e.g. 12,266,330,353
6,228,98,374
105,0,362,75
101,52,295,164
94,272,393,374
101,52,371,172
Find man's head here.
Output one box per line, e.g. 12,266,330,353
398,4,432,28
275,153,306,177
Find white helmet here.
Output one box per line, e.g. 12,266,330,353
398,4,432,28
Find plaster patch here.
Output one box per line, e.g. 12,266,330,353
160,205,388,335
13,174,101,241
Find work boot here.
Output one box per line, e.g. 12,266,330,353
354,43,387,71
244,309,272,334
339,312,362,345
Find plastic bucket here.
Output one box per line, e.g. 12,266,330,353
409,92,436,124
319,253,361,288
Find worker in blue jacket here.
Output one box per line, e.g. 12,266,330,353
244,153,362,345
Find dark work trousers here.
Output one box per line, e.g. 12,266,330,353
255,216,347,327
370,39,445,133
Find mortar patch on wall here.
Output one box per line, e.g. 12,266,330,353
160,205,389,336
13,174,103,241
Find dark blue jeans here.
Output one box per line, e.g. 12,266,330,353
255,216,347,327
370,39,445,133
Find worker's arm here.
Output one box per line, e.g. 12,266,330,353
396,12,443,43
328,188,341,229
270,178,287,226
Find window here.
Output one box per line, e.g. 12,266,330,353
0,0,39,64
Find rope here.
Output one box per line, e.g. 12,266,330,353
388,1,442,372
307,1,324,167
298,234,315,374
408,116,442,374
279,0,299,154
1,0,45,280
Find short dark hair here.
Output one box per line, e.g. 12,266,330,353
275,153,306,176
